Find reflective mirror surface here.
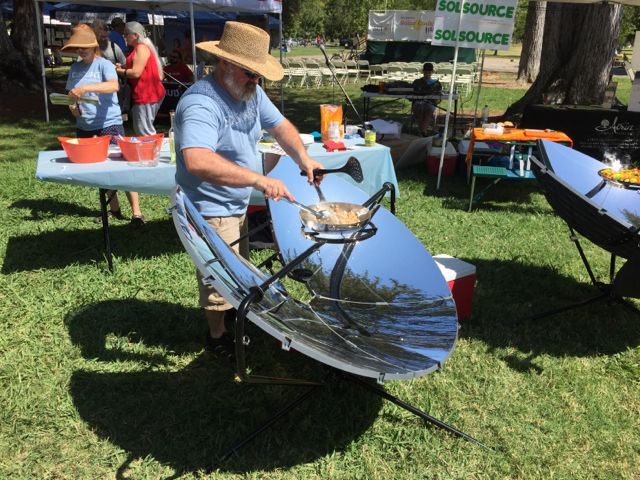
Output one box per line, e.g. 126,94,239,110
535,140,640,260
172,157,458,381
539,140,640,229
268,158,458,379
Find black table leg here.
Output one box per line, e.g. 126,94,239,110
363,97,369,123
454,98,458,134
98,188,114,272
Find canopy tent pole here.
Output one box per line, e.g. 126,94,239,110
149,5,159,50
279,11,284,112
436,0,466,191
473,49,486,126
35,0,49,122
189,0,197,79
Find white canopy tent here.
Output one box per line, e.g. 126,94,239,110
34,0,283,121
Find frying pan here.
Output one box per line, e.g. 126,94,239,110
299,201,372,232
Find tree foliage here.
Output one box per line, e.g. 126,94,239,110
619,6,640,48
282,0,436,39
512,0,530,43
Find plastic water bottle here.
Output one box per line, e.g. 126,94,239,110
481,105,489,124
168,110,176,164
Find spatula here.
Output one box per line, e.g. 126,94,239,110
300,156,364,183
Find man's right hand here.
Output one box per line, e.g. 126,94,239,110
254,175,294,202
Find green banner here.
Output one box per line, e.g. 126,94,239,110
365,41,476,65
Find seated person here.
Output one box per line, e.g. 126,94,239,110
411,62,442,136
163,49,194,84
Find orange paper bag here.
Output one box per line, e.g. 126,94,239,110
320,104,343,141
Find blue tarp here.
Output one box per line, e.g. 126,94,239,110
47,2,279,26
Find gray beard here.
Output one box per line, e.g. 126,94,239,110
222,68,256,101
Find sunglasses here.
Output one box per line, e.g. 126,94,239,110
241,68,259,80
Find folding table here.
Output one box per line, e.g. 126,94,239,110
465,128,572,211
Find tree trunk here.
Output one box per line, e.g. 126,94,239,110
505,3,622,120
0,0,42,91
517,1,546,84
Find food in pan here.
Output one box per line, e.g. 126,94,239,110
319,204,363,225
599,167,640,187
300,202,370,230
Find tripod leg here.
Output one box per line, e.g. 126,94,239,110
345,374,487,448
98,188,113,272
219,385,319,462
527,291,609,321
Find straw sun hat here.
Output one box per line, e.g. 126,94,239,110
196,21,284,81
61,24,98,51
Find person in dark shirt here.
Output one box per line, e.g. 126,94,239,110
163,49,194,84
411,62,442,136
109,17,127,54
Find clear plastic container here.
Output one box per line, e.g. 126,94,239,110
131,140,160,167
481,105,489,124
328,121,340,142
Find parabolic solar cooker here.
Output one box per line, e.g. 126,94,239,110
530,140,640,318
171,157,485,456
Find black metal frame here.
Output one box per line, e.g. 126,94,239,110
203,183,486,460
528,226,640,321
98,188,115,272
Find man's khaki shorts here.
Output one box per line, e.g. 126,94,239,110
197,214,249,311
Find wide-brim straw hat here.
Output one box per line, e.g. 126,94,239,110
196,21,284,82
61,25,99,51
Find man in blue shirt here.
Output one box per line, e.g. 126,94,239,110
175,22,324,358
108,17,127,54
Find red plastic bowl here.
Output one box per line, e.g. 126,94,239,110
58,136,110,164
116,134,164,162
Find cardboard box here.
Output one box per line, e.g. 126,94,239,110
377,133,423,165
433,254,476,321
427,142,457,177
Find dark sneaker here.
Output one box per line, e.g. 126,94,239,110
205,331,235,361
224,308,237,334
130,215,146,228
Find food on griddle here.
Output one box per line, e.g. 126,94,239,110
599,168,640,186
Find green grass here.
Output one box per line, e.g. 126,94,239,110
1,85,640,479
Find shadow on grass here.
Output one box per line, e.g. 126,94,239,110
457,257,640,369
66,299,384,475
2,218,181,273
10,198,96,220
